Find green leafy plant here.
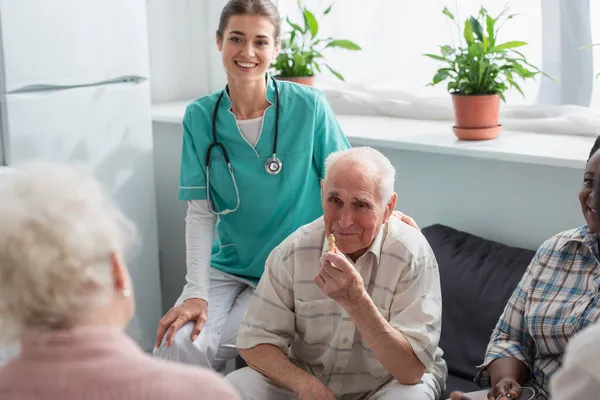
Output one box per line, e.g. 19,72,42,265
270,1,361,81
424,5,552,101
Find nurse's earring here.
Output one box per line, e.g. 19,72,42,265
122,288,132,298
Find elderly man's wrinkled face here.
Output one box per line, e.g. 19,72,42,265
322,159,396,260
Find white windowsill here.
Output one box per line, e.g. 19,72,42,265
152,101,595,170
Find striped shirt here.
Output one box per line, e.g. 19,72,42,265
476,226,600,399
236,216,447,398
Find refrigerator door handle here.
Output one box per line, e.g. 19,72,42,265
6,75,147,94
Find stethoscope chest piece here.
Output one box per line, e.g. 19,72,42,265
265,155,282,175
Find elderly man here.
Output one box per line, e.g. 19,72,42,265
225,147,447,400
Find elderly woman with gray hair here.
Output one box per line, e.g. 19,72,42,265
0,162,239,400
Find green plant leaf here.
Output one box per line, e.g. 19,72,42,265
507,77,525,97
432,70,452,84
443,6,455,20
468,42,484,57
469,17,484,41
325,64,345,81
489,41,527,52
540,71,558,83
326,40,362,50
512,62,536,79
286,17,303,33
486,15,495,48
324,5,333,15
509,49,528,60
303,9,319,39
423,53,448,62
579,43,600,50
440,45,454,57
464,19,474,44
293,52,305,68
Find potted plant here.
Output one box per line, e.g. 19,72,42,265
270,1,361,86
424,6,551,140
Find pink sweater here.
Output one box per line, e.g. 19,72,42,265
0,326,240,400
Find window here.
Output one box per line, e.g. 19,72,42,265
277,0,597,109
589,0,600,109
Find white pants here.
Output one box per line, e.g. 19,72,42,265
226,366,440,400
153,268,254,373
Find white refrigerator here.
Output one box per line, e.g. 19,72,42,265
0,0,162,352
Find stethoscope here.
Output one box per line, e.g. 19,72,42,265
205,76,281,215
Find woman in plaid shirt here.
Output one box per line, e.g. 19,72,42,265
468,136,600,400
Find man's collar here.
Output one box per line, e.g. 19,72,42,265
321,225,386,263
561,225,599,255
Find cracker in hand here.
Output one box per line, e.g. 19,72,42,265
327,233,337,253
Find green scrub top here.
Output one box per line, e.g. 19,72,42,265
179,76,350,284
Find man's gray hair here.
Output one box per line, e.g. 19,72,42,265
0,162,136,345
323,147,396,206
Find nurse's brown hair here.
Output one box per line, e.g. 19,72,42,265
216,0,281,43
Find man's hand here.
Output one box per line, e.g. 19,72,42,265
487,378,522,400
315,251,365,305
155,298,208,347
296,380,336,400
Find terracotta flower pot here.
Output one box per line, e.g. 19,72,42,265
275,76,315,86
451,93,502,140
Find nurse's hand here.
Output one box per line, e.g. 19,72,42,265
392,210,419,230
155,298,208,347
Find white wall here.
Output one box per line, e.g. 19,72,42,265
152,120,585,310
376,147,584,250
146,0,227,104
146,0,207,103
152,122,188,309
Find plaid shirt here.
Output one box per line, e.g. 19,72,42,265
237,216,447,398
476,226,600,399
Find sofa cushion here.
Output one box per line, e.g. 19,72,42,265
422,224,535,382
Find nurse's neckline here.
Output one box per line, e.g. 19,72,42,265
225,74,272,121
236,116,263,123
223,74,281,120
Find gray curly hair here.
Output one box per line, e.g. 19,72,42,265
0,162,136,344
